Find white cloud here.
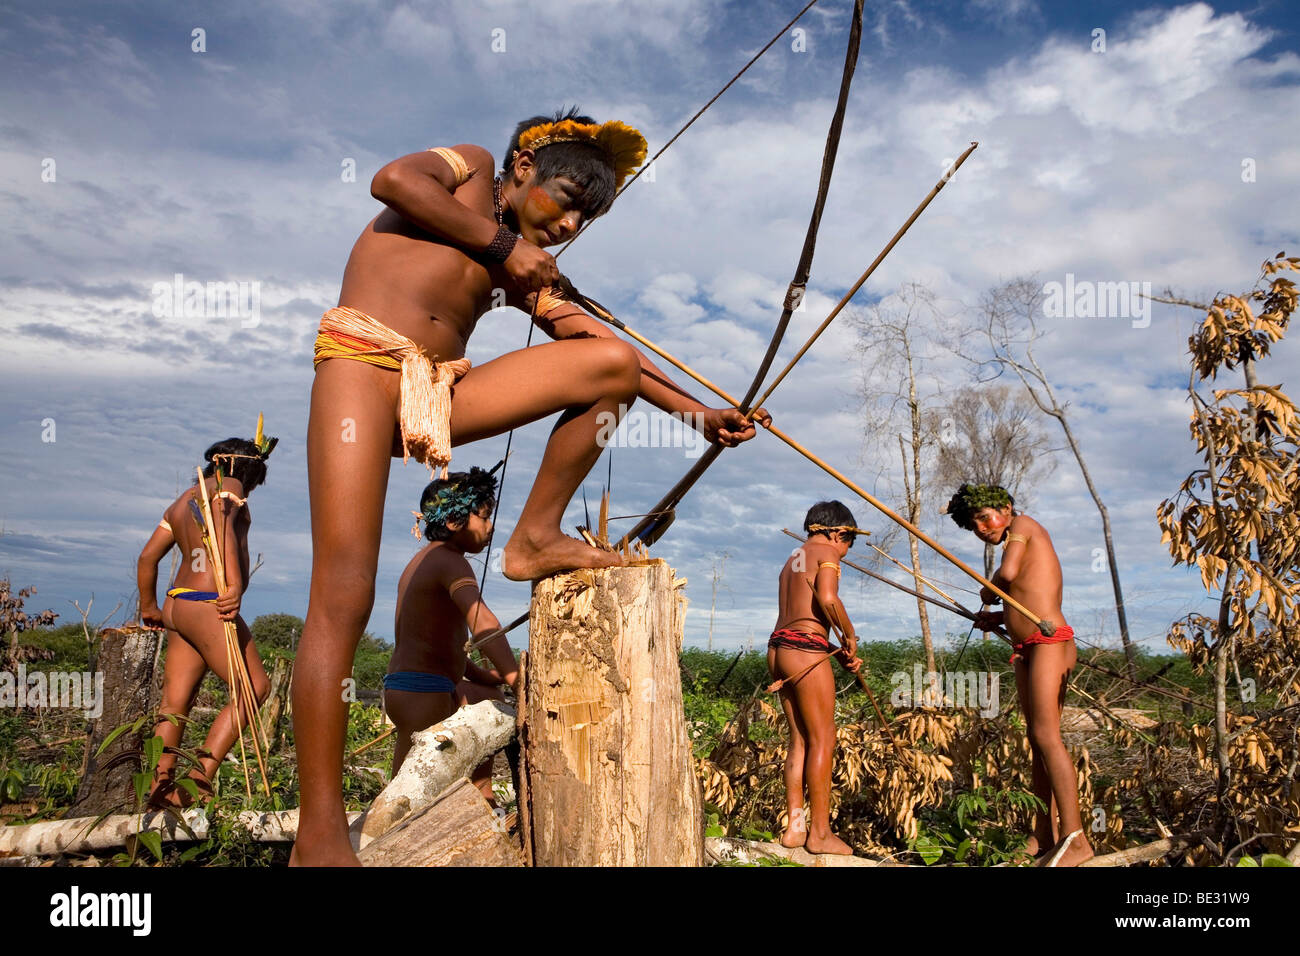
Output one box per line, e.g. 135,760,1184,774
1,1,1296,650
638,272,706,324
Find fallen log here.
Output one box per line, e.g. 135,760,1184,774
0,808,360,857
352,699,516,848
358,777,522,867
1079,831,1208,867
704,836,886,867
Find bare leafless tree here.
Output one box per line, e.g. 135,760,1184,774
926,384,1056,576
854,282,947,674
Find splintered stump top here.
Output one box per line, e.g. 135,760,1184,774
522,560,703,867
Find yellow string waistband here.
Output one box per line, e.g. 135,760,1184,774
314,307,471,477
166,587,217,603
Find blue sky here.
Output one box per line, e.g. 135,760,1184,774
1,0,1297,654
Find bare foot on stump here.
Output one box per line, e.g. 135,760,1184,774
503,530,625,581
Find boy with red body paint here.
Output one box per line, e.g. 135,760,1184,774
291,109,770,865
948,483,1093,867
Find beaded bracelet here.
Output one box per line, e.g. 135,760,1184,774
484,224,518,263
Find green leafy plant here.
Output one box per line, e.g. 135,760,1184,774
1,764,23,803
910,785,1045,866
33,751,80,805
91,713,209,866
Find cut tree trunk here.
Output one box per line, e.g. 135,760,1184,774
521,560,703,867
353,699,516,849
260,655,293,754
71,626,163,816
358,777,523,867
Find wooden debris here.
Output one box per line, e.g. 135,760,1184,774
705,836,888,867
358,777,522,867
1061,705,1159,732
1079,831,1208,867
353,699,516,848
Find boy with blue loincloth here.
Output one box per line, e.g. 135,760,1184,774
384,466,518,800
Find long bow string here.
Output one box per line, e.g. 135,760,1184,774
474,0,830,609
624,0,866,546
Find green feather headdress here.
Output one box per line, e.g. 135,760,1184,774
415,462,502,535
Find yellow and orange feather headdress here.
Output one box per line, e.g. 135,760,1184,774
516,119,648,189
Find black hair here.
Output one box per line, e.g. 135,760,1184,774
945,483,1015,531
503,107,617,219
199,438,268,491
804,500,859,545
419,467,498,542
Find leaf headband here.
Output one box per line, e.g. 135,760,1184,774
944,483,1012,530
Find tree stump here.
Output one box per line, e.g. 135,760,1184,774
259,656,293,754
521,560,703,866
72,626,163,816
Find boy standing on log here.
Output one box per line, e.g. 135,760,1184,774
768,501,864,855
385,466,517,803
946,483,1093,867
293,108,770,864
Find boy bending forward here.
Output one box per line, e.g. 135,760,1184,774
293,109,769,865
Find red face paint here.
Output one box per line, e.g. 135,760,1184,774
972,507,1011,541
525,185,562,219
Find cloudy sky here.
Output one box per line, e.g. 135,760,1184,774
1,0,1297,657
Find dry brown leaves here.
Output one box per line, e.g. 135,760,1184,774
697,699,1098,852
